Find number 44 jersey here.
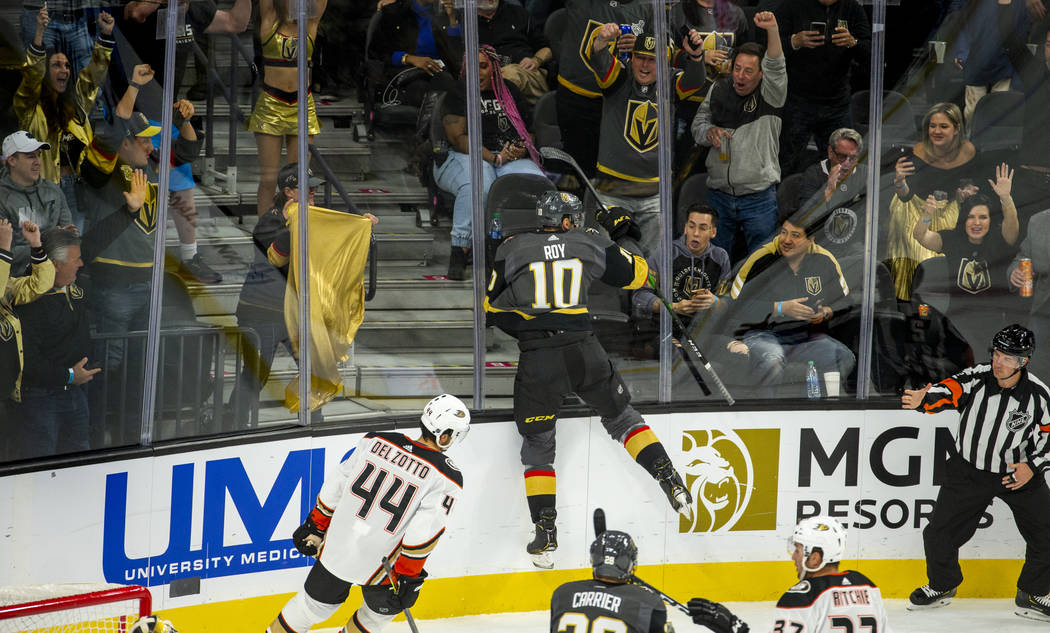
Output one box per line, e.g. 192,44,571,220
486,228,650,335
316,431,464,585
773,571,891,633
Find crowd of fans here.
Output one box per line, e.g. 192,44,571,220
2,0,1050,461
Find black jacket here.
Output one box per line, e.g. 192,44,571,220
778,0,871,105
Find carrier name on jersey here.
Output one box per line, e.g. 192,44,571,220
571,591,623,612
369,439,432,479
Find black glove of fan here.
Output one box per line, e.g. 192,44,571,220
688,597,750,633
595,205,642,243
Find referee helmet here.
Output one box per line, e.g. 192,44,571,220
993,324,1035,358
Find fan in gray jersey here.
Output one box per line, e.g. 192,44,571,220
266,394,470,633
688,516,889,633
486,190,692,569
550,529,668,633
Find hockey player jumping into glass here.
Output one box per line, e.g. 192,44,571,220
266,394,470,633
485,190,692,569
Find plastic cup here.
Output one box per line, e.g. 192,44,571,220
824,372,841,397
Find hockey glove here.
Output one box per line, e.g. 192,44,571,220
595,206,642,243
688,597,750,633
292,505,331,557
394,570,428,610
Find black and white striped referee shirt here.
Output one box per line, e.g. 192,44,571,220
919,364,1050,474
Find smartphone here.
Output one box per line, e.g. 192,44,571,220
932,190,948,202
85,360,103,371
811,21,827,36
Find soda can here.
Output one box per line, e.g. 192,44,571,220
1020,258,1034,297
618,24,633,64
918,304,930,318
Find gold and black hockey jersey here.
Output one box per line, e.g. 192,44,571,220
485,228,649,334
550,578,667,633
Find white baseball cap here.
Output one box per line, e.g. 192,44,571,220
2,131,51,159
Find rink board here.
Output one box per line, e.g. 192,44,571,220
0,409,1032,631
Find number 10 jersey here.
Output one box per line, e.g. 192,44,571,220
316,431,464,585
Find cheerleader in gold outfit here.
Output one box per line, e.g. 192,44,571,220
248,0,327,216
886,102,980,300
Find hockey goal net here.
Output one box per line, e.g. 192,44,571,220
0,584,151,633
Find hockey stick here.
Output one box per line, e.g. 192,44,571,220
647,280,735,406
381,556,421,633
593,509,689,616
539,146,606,205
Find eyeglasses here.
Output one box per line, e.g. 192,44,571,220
831,148,859,163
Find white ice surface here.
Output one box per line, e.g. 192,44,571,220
321,599,1048,633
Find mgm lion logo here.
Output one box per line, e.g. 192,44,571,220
680,428,779,533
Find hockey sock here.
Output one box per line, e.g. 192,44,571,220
524,466,556,522
622,425,669,475
179,242,198,261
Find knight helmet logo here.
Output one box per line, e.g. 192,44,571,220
624,100,659,153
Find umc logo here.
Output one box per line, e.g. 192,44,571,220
102,449,331,586
678,428,779,533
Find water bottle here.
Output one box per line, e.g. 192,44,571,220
806,361,821,399
489,213,502,241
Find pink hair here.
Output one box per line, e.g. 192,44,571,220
461,46,540,165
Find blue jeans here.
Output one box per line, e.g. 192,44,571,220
229,316,290,428
708,186,778,258
742,330,856,398
89,282,151,445
15,384,90,459
20,8,94,75
61,173,84,233
780,95,851,175
434,150,546,248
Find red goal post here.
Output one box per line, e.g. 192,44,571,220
0,584,151,633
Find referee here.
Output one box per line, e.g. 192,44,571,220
902,324,1050,621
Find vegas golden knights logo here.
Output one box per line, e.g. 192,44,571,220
0,307,13,342
69,283,84,300
624,100,658,153
121,165,159,234
805,276,822,295
957,257,991,294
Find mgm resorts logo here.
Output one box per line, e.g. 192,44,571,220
679,428,779,533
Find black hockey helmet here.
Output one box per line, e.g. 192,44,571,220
536,191,583,229
993,324,1035,358
590,530,638,582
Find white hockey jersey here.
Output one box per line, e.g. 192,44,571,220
314,431,464,585
772,571,891,633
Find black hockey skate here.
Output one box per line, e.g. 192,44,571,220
527,507,557,569
653,457,693,521
1015,589,1050,621
906,584,956,610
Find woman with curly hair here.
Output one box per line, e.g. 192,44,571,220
248,0,327,216
435,46,545,279
15,7,115,230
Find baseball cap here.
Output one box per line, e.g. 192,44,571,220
278,163,324,190
631,31,672,60
2,131,51,158
127,112,161,138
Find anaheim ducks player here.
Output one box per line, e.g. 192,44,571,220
486,190,692,569
688,516,890,633
266,394,470,633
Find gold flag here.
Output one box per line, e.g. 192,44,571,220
283,204,372,412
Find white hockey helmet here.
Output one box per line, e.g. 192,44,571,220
421,394,471,450
790,515,847,577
